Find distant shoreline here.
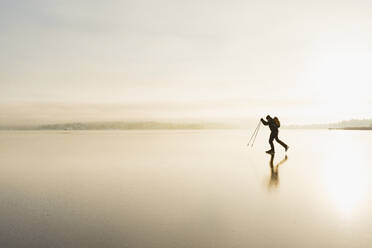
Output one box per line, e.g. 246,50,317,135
329,127,372,130
0,121,237,131
1,120,371,131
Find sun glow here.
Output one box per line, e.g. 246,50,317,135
323,134,368,216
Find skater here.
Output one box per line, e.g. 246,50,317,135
261,115,288,154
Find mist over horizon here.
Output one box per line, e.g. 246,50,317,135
1,102,371,129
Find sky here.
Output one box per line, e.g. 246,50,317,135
1,0,372,125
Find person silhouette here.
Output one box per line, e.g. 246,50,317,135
268,153,288,189
261,115,288,154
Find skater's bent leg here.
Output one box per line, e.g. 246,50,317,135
275,136,288,149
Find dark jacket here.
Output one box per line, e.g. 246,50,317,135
261,117,278,133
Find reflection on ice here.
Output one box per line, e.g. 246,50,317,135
267,154,288,190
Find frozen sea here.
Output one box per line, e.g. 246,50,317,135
0,129,371,248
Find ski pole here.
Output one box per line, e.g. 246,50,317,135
247,120,261,146
251,121,261,147
247,121,259,146
249,120,261,146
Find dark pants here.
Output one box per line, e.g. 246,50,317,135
269,131,287,152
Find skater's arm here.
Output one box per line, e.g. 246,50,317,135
261,118,268,125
